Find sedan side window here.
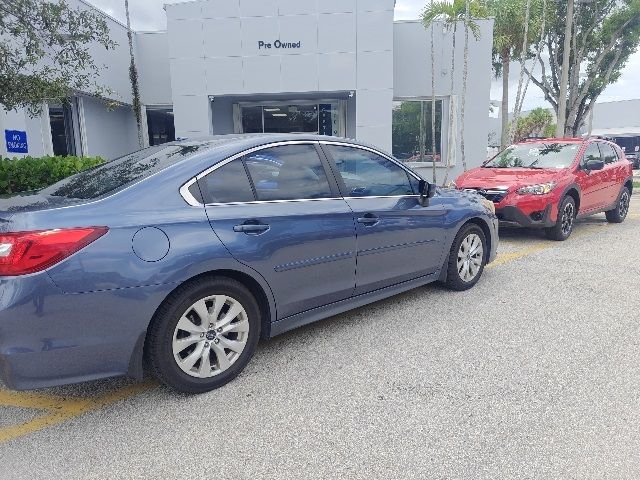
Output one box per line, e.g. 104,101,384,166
326,145,415,197
243,144,333,201
197,159,255,204
582,143,602,168
599,143,618,164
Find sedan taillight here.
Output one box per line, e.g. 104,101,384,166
0,227,108,276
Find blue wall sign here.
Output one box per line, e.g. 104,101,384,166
5,130,28,154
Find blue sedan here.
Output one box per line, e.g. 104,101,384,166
0,135,498,393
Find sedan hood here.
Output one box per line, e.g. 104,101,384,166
455,167,566,190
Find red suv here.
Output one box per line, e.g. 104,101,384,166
455,138,634,240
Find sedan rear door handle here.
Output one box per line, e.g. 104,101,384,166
357,214,379,226
233,222,270,234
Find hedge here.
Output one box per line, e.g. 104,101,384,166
0,156,105,195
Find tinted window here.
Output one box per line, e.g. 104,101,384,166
243,144,332,201
599,143,618,164
582,143,602,167
42,144,206,199
198,160,255,204
326,145,415,197
484,142,579,169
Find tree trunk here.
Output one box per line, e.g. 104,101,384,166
125,0,143,148
556,0,574,138
442,22,457,186
500,52,510,149
459,0,470,171
509,0,533,144
419,101,426,162
430,24,437,183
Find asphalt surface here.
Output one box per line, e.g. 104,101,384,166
1,199,640,479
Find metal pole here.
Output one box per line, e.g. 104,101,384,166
556,0,574,138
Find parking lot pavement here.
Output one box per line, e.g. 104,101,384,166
2,202,640,480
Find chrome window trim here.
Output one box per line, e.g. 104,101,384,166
179,178,201,207
178,139,425,207
179,140,324,207
200,195,421,208
203,197,346,207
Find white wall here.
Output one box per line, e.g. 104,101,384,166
136,32,173,106
164,0,396,149
590,99,640,134
69,0,136,105
81,96,139,159
394,19,494,181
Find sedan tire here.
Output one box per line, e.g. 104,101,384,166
146,276,261,394
443,223,487,291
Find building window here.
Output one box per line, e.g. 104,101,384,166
146,107,175,146
237,102,345,137
49,102,76,156
392,100,443,163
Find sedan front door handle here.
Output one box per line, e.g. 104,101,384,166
357,214,379,226
233,222,270,234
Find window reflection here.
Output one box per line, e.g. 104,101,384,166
146,107,175,146
42,144,204,199
392,100,442,163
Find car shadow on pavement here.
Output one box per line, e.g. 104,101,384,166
498,213,610,241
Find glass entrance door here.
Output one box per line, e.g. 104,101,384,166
235,101,345,137
48,102,76,156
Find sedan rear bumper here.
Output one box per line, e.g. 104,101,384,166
0,274,171,390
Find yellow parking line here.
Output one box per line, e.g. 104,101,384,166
0,381,155,444
0,390,79,410
488,242,551,268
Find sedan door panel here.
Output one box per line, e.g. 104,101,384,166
206,201,356,319
345,196,446,294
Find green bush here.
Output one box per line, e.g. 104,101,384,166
0,155,105,195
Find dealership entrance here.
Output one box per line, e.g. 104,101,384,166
233,100,346,137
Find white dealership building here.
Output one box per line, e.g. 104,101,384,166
1,0,494,179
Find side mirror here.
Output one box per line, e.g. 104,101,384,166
418,179,436,206
585,159,604,171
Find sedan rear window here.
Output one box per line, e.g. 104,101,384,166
484,143,579,169
41,144,206,199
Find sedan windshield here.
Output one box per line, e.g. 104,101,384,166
484,142,579,169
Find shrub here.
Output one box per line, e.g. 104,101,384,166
0,155,105,195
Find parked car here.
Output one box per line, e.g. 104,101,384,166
625,152,640,169
455,138,634,241
0,134,498,393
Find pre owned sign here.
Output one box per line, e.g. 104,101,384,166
258,40,301,50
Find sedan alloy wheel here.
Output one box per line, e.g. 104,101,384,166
456,233,484,282
172,295,249,378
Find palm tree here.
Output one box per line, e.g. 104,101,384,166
487,0,544,149
422,0,488,182
125,0,143,148
510,0,547,143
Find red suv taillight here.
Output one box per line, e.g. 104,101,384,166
0,227,108,276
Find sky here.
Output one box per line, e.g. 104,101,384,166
86,0,640,111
